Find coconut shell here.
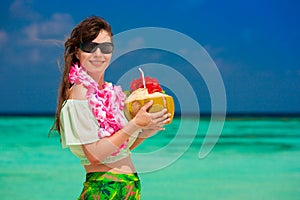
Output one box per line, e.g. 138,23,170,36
124,88,175,124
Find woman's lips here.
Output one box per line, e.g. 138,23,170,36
90,60,104,66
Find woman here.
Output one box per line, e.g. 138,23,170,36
53,16,171,199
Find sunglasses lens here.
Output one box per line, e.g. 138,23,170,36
100,43,114,54
80,42,113,54
80,42,97,53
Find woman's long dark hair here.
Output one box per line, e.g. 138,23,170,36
51,16,113,135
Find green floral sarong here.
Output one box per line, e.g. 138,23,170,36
79,172,141,200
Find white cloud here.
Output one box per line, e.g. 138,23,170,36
5,3,74,66
21,13,73,46
3,1,74,67
28,49,41,63
23,23,39,40
39,13,74,36
9,1,73,47
9,0,40,20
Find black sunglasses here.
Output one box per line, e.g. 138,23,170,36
79,42,114,54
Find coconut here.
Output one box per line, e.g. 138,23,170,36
124,88,175,124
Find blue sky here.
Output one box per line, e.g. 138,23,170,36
0,0,299,114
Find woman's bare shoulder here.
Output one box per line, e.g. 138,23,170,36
69,84,87,100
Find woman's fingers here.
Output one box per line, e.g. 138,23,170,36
149,108,168,118
150,110,171,122
140,100,153,111
134,101,171,129
144,112,171,131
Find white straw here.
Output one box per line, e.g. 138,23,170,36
138,67,146,88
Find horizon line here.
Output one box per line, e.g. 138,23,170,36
1,112,300,118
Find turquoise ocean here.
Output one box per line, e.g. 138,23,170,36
1,116,299,200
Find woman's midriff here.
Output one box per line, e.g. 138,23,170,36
84,156,136,174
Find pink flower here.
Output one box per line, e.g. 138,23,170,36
68,63,128,155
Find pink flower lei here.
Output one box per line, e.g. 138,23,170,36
68,63,128,155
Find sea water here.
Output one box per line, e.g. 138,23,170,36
0,116,299,200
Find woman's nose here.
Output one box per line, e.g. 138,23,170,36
93,47,103,56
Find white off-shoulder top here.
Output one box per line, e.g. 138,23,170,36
60,99,139,165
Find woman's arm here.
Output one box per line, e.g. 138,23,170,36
82,129,136,164
82,101,170,164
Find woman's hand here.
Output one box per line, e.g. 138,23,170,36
133,100,171,130
122,100,171,136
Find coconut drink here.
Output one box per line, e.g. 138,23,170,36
124,68,175,124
